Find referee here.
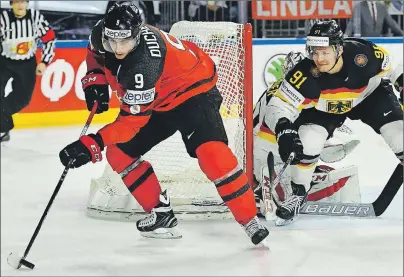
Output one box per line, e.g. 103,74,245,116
0,0,55,142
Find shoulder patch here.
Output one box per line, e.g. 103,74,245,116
354,54,368,67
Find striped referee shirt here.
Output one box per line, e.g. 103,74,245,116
0,9,55,64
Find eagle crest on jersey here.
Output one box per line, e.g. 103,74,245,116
326,100,353,114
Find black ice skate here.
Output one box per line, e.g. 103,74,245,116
136,190,182,239
241,216,269,246
1,132,10,143
274,182,307,226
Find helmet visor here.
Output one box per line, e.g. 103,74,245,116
102,27,141,53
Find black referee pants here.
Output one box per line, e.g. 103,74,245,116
0,56,37,132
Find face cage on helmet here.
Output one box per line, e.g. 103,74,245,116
102,30,141,54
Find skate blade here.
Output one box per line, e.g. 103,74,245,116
140,226,182,239
275,217,296,227
259,238,270,249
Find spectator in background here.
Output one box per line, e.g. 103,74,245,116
188,1,229,22
345,0,403,37
144,1,162,25
0,0,56,142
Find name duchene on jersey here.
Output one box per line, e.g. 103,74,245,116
140,26,162,58
278,38,392,115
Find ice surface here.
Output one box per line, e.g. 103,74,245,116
1,119,403,276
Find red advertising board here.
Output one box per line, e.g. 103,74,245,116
20,46,120,114
252,0,353,20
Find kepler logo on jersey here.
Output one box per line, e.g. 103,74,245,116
104,27,132,39
123,88,156,105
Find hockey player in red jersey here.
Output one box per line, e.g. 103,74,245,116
58,2,269,245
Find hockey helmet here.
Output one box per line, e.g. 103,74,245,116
306,20,343,59
102,2,143,53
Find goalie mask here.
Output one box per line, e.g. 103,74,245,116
102,2,143,55
282,51,305,77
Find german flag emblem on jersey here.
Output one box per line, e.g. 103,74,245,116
326,100,353,114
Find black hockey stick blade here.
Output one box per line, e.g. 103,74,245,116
260,151,277,220
267,151,275,187
372,163,403,216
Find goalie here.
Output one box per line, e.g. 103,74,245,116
58,3,269,245
254,20,403,226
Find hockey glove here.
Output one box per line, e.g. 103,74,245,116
81,69,110,114
59,134,104,168
275,117,304,165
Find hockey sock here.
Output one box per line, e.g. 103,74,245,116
196,141,257,224
106,145,161,212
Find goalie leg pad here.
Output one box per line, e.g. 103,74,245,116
196,141,257,224
308,165,361,203
380,120,403,161
106,145,161,212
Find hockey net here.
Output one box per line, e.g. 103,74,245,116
87,21,253,220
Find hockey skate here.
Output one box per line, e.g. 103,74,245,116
1,132,10,143
241,216,269,246
136,190,182,239
274,182,307,226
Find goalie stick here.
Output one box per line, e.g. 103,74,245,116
262,152,295,220
300,163,403,217
7,101,99,270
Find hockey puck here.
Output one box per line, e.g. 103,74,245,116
7,252,35,269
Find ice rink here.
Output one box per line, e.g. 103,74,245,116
1,119,403,276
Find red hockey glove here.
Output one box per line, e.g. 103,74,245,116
59,134,104,168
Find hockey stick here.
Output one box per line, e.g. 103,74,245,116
262,152,295,220
300,163,403,217
7,101,99,270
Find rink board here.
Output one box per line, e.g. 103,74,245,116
6,37,403,129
